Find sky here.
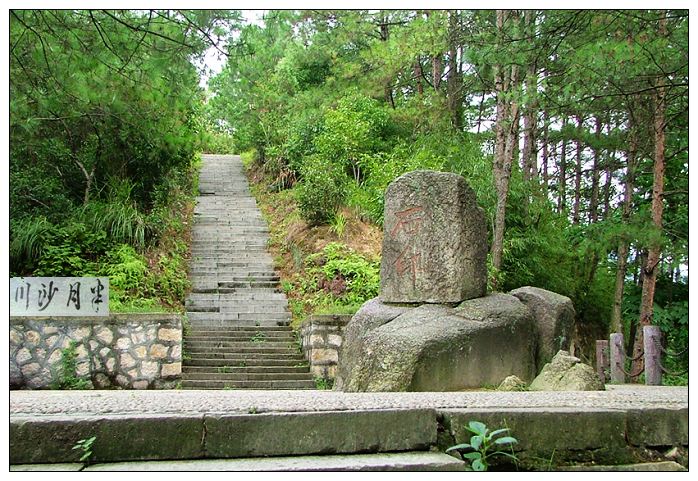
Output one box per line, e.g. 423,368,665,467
197,10,266,88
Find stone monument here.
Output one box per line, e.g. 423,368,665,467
380,170,487,303
334,170,576,392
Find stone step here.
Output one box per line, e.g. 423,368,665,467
184,358,306,367
186,337,296,345
188,321,290,328
217,281,280,289
10,407,436,464
188,292,287,300
187,300,289,310
185,339,297,348
185,353,305,363
183,365,308,374
185,312,290,322
188,271,278,278
189,261,274,268
78,451,465,472
180,380,316,389
186,325,294,333
181,372,314,382
187,342,298,356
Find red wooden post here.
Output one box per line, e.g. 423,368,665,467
596,340,609,384
610,333,626,384
643,325,662,386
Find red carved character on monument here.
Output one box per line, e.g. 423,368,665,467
390,206,425,237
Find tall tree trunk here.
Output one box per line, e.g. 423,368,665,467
542,111,550,190
446,10,463,130
602,151,613,220
588,116,602,224
631,13,668,376
414,57,424,96
611,112,637,334
490,9,520,288
572,115,583,225
557,116,568,214
521,10,537,184
379,20,394,108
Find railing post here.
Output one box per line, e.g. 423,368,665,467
644,325,662,386
610,332,626,384
596,340,609,384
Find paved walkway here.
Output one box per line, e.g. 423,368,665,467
182,154,313,389
186,154,290,327
10,385,687,417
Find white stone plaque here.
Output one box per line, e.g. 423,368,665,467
10,277,109,316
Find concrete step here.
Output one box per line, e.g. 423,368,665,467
183,365,309,374
186,346,299,355
68,451,465,471
189,304,290,313
185,311,290,321
181,372,314,382
184,358,307,367
186,336,295,344
217,281,280,289
10,406,436,464
179,380,316,389
188,321,290,328
186,337,295,344
186,333,295,341
185,341,298,351
185,350,305,358
186,326,294,333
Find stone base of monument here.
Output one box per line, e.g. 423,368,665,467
335,293,539,392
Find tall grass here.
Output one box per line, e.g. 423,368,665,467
79,178,155,250
9,216,54,271
80,201,153,251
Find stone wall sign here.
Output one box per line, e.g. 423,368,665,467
10,277,109,317
380,170,487,303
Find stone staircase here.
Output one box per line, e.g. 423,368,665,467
182,154,314,390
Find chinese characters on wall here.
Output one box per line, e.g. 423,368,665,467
10,277,109,316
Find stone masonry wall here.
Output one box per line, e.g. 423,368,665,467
300,314,350,379
10,313,182,390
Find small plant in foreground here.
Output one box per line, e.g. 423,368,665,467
72,436,96,465
446,421,518,471
314,377,334,390
54,341,91,390
250,332,266,343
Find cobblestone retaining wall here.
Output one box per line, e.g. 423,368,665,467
10,314,182,390
300,314,351,379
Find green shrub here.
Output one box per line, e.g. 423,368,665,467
101,244,149,301
307,243,379,306
295,155,347,225
53,341,92,390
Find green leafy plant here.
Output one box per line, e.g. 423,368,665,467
314,377,334,390
250,332,266,343
54,341,92,390
446,421,518,471
218,365,233,373
72,436,96,464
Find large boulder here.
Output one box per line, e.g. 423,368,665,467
380,170,487,303
529,350,604,391
336,293,537,392
333,298,413,391
509,286,575,367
